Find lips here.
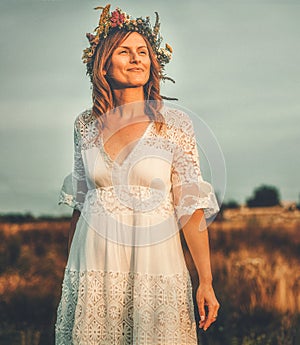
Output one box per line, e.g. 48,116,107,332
127,67,144,72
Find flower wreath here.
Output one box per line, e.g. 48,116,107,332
82,4,175,87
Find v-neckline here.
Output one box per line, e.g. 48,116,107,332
100,121,153,167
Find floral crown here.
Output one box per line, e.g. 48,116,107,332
82,4,174,84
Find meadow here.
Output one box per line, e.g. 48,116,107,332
0,207,299,345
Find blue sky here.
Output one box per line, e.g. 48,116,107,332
0,0,299,216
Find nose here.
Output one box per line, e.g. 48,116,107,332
130,51,141,63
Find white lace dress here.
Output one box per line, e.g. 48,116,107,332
55,106,219,345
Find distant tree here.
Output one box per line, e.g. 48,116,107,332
0,212,35,223
222,200,240,210
246,184,281,207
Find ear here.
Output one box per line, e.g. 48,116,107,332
103,69,107,76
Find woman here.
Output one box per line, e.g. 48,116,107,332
56,4,220,344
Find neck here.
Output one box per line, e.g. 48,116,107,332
113,87,145,107
111,87,147,121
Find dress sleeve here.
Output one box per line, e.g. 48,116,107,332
58,118,88,212
170,114,220,230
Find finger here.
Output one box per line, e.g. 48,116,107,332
203,304,218,331
197,297,206,328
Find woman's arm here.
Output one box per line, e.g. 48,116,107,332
68,209,81,255
181,208,220,331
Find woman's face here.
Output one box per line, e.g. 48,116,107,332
105,32,151,89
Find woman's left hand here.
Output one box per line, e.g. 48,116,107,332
196,282,220,331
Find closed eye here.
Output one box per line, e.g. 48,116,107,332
117,48,148,55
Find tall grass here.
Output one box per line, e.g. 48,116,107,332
0,213,299,344
181,214,300,344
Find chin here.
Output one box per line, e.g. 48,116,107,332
132,76,149,83
127,79,149,88
111,76,150,89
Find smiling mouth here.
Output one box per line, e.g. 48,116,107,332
128,68,144,72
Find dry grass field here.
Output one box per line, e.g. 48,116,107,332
0,207,299,344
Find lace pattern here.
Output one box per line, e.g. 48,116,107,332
83,186,173,217
58,107,219,225
55,269,197,345
166,109,220,223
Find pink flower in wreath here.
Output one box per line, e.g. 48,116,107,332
110,9,126,28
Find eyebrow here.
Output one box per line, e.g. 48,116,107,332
118,45,147,49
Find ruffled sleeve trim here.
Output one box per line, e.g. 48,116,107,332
57,172,84,212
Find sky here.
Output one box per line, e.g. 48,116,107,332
0,0,299,217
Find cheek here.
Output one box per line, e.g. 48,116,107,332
144,58,151,72
109,57,126,73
